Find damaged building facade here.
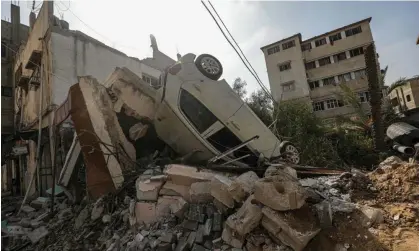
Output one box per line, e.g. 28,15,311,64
10,1,175,197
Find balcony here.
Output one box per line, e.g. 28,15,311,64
15,64,30,87
25,50,42,70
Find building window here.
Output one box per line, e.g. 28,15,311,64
315,38,327,47
282,82,295,92
301,43,312,51
326,99,342,109
1,43,6,58
338,73,352,83
323,77,335,86
329,33,342,43
267,45,280,55
349,47,364,57
345,26,362,37
313,101,325,111
282,40,295,50
358,91,370,103
354,69,366,79
406,95,411,102
179,89,218,133
142,74,158,87
279,62,291,72
318,56,331,66
333,52,347,62
309,81,320,90
1,86,12,97
305,61,316,70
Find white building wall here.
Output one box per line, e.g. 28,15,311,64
50,30,163,105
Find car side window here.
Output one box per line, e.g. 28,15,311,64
179,89,218,133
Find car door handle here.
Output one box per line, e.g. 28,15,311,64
230,121,240,131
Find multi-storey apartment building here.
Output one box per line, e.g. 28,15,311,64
261,18,383,120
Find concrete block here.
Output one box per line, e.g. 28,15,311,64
210,175,235,208
135,202,157,224
261,207,320,251
190,182,212,203
160,181,190,201
164,164,214,186
226,195,262,236
169,196,189,218
136,177,164,201
221,225,245,248
156,196,181,218
254,177,306,211
228,171,259,203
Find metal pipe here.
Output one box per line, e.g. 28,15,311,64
221,154,250,166
393,143,414,155
208,135,259,163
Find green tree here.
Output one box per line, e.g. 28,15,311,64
232,77,247,99
246,89,273,126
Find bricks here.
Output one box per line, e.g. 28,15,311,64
228,171,259,203
164,164,214,186
225,195,262,236
190,182,212,203
136,177,165,201
261,207,320,251
254,177,306,211
210,175,235,208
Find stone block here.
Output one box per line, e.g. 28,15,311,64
190,182,212,203
135,202,157,224
136,177,164,201
160,181,190,201
228,171,259,203
182,220,198,231
164,164,214,186
195,224,205,244
221,225,245,248
261,207,320,251
254,177,306,211
203,219,212,236
226,195,262,236
264,165,297,179
210,175,235,208
187,204,205,223
156,196,182,218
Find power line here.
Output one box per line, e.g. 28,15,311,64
201,0,274,102
207,1,271,97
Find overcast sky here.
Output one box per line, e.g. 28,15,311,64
2,1,418,95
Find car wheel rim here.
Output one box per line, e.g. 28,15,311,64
284,145,300,164
200,56,220,75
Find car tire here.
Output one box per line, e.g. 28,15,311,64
279,142,300,164
195,54,223,80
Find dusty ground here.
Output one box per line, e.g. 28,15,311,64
306,160,419,251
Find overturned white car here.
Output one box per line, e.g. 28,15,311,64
107,53,300,167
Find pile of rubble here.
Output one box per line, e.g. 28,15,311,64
3,157,419,251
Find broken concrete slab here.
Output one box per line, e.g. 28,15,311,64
27,226,49,243
156,196,183,218
221,225,245,248
211,175,235,208
265,164,297,179
254,177,306,211
160,181,190,201
190,182,212,203
136,177,164,201
315,201,333,228
164,164,214,186
135,202,157,224
228,171,259,203
359,206,384,227
261,207,320,251
226,195,262,236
